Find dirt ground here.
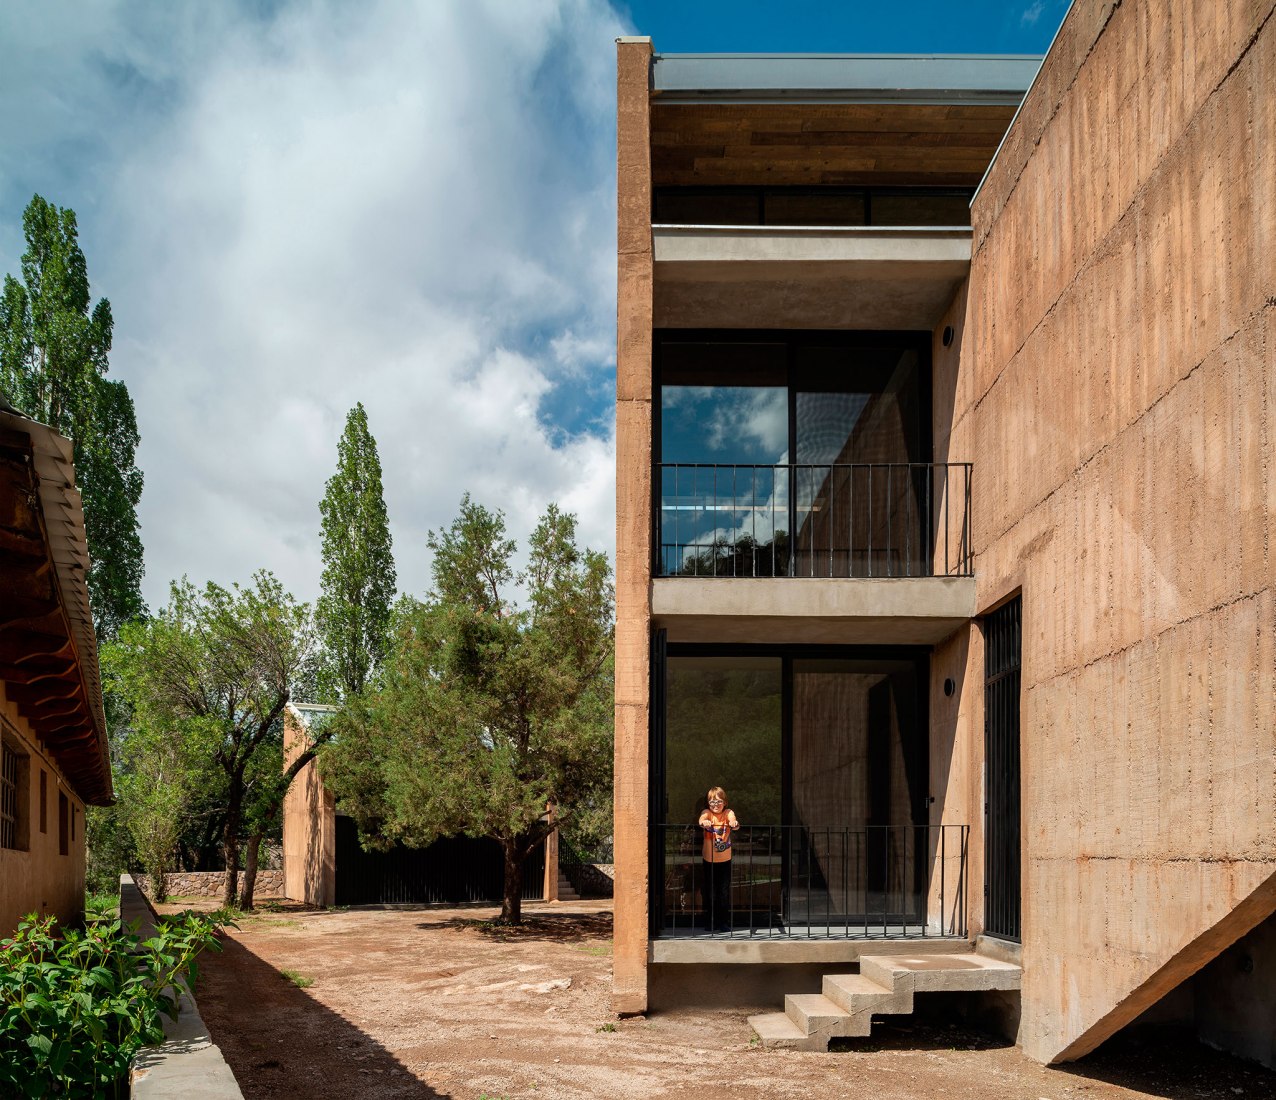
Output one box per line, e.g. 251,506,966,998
168,899,1276,1100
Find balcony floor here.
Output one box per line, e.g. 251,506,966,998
651,575,976,644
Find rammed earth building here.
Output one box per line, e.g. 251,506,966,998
612,0,1275,1067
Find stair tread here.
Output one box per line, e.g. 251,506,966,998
859,951,1021,973
823,973,895,1002
749,1012,807,1041
786,993,850,1019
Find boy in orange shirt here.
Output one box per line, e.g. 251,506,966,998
698,786,739,934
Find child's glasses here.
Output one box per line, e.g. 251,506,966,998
708,799,724,806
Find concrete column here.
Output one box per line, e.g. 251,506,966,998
613,34,654,1015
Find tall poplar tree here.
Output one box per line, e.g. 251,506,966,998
0,194,144,637
317,403,396,698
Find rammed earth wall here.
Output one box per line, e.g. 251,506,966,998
955,0,1276,1064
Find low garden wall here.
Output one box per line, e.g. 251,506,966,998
121,875,244,1098
136,870,285,901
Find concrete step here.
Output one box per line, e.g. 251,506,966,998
860,952,1022,995
784,992,874,1038
750,949,1022,1052
822,972,910,1017
748,1012,829,1052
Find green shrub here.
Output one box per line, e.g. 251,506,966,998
0,909,221,1098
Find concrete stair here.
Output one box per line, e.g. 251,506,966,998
555,871,579,902
748,952,1022,1052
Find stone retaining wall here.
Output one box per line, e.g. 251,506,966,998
136,870,285,901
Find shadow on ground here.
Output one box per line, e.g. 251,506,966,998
196,932,450,1100
414,911,614,944
1055,1026,1276,1100
830,1019,1012,1054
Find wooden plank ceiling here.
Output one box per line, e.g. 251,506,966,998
0,426,110,804
650,103,1017,188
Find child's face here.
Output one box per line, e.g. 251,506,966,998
707,795,724,812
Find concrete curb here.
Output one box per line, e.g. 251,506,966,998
119,874,244,1099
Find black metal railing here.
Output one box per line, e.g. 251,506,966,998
656,462,972,579
652,823,968,939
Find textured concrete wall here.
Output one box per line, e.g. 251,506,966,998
0,692,86,936
960,0,1276,1064
613,35,655,1015
282,711,335,907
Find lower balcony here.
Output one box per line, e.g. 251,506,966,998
651,824,968,943
653,461,974,645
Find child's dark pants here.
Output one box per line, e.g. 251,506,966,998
701,859,732,932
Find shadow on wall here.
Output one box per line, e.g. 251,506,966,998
193,934,451,1100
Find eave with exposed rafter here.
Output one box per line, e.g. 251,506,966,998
0,409,112,805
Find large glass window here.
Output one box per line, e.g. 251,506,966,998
656,332,931,578
664,655,782,827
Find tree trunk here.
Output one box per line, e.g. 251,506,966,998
500,838,524,925
239,831,263,910
222,787,242,908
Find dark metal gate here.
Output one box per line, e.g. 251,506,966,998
334,816,545,906
984,596,1022,942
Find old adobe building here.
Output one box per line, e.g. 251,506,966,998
613,0,1275,1068
0,402,113,936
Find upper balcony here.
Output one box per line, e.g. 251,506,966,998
652,331,975,644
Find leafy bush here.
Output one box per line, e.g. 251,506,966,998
0,909,221,1098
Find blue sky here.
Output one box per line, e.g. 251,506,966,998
0,0,1069,610
620,0,1069,54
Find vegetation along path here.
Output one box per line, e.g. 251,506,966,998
176,900,1275,1100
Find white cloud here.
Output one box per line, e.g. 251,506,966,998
0,0,627,608
1020,2,1045,26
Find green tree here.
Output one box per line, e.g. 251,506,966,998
0,194,144,637
321,497,614,923
316,402,396,699
105,572,315,907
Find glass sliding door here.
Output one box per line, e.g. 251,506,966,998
792,345,929,578
658,655,782,933
654,646,930,938
658,340,788,577
789,658,928,931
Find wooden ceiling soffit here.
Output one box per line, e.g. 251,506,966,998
650,103,1016,188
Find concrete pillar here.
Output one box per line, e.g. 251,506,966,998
613,34,654,1015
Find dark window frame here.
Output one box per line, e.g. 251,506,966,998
0,725,30,852
58,791,69,857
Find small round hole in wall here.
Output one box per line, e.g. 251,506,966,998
1238,953,1255,974
943,677,956,697
942,325,955,348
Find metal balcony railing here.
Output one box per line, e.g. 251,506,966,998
652,823,968,939
656,462,972,579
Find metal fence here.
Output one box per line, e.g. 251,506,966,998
652,823,968,939
656,462,972,579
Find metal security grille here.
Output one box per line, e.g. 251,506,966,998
333,816,545,906
984,596,1022,942
1,742,18,850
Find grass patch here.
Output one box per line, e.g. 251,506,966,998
573,943,611,957
596,1022,618,1033
279,968,314,989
